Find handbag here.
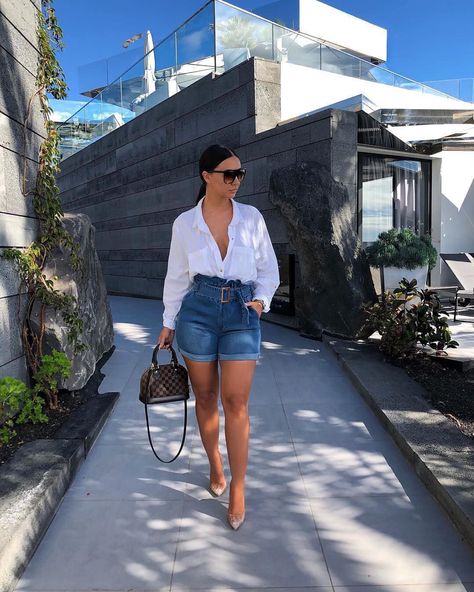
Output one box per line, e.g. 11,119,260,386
139,344,190,463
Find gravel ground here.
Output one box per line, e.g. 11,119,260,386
402,355,474,440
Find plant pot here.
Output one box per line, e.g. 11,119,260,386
382,264,429,291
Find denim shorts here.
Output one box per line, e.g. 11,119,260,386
175,273,261,362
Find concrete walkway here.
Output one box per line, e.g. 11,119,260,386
14,296,474,592
446,306,474,368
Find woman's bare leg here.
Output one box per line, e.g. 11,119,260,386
182,355,225,489
219,359,257,516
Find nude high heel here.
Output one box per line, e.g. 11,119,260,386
209,451,227,497
227,510,245,530
227,481,245,530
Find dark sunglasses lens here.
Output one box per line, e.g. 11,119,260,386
224,169,245,183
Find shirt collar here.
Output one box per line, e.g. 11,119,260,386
192,195,242,233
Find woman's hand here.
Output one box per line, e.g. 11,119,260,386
157,327,175,350
245,300,264,319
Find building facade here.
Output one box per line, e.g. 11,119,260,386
56,0,474,324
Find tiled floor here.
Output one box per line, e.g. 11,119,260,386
14,296,474,592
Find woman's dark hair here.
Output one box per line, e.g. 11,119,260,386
195,144,240,204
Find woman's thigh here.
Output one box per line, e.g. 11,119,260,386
181,355,219,401
219,359,257,410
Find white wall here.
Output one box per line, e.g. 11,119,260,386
280,63,472,122
298,0,387,63
439,151,474,253
429,152,474,285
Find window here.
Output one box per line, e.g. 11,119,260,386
271,249,295,316
357,153,431,244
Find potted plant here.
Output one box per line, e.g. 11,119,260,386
365,228,437,291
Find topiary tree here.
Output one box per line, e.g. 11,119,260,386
365,228,437,271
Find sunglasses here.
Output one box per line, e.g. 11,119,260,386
206,168,246,184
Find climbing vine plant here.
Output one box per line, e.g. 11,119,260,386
2,0,86,394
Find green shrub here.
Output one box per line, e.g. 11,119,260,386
0,377,48,444
357,278,458,359
0,349,71,445
32,350,71,410
365,228,437,270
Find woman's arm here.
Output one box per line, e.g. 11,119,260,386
162,219,191,329
252,211,280,313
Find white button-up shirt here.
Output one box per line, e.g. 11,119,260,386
162,196,280,330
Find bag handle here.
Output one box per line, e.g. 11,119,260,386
151,343,179,368
144,396,188,463
143,344,188,463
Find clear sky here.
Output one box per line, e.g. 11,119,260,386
54,0,474,101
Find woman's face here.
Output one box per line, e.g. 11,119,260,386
202,155,243,199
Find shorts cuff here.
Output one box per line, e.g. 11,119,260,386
178,347,217,362
218,352,260,360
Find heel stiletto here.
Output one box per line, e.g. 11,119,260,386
209,451,227,497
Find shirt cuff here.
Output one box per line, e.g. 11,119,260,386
163,317,176,330
253,294,270,313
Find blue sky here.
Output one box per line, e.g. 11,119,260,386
54,0,473,102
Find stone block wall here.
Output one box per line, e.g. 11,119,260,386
0,0,44,382
58,57,355,309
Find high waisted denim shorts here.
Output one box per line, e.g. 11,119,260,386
175,273,261,362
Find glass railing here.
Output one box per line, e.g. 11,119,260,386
58,0,462,160
58,0,215,159
78,45,144,98
421,78,474,104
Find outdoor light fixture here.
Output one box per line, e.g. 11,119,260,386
122,32,144,48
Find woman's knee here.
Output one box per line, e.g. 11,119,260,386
195,390,219,410
222,394,249,417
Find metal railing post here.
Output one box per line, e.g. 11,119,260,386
213,0,217,73
175,31,178,74
272,24,275,61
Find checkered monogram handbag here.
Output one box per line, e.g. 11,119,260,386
139,344,190,463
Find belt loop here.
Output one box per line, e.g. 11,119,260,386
235,288,250,326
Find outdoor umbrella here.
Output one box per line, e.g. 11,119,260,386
143,29,156,95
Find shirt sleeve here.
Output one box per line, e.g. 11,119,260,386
252,211,280,313
162,219,192,330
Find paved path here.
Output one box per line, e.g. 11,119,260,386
14,296,474,592
446,307,474,367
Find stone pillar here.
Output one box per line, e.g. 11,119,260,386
252,59,281,135
269,160,377,339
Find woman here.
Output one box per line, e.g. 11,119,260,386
157,144,280,530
